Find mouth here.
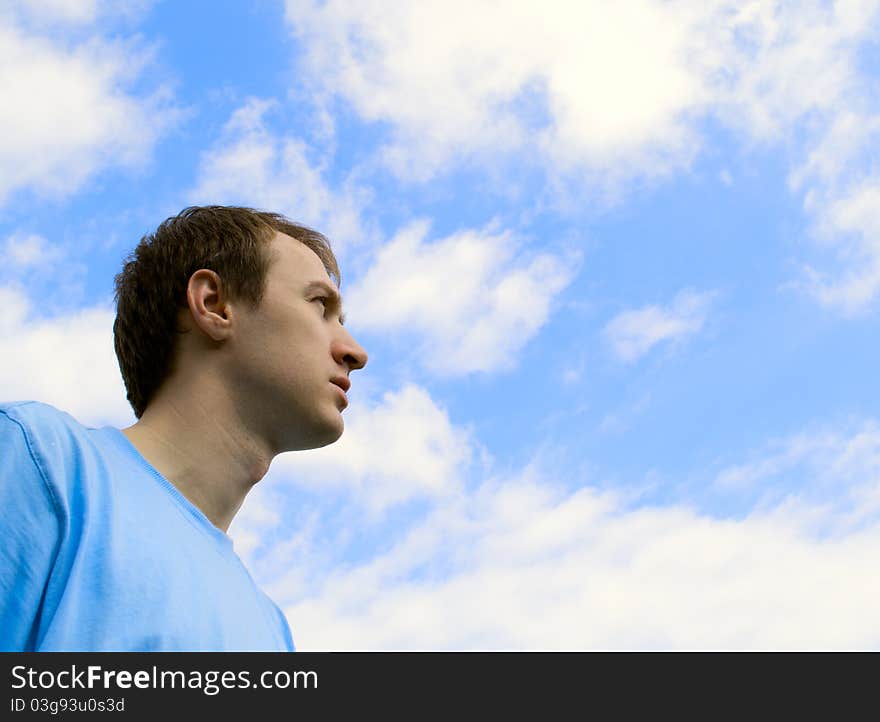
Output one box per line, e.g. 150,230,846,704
330,379,349,408
330,376,351,392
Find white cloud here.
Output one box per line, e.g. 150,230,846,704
286,0,713,184
269,383,474,513
786,108,880,314
285,1,877,176
737,0,880,314
188,98,371,254
603,289,715,363
0,12,175,205
0,286,132,427
5,0,100,25
708,1,876,140
791,113,880,196
286,0,880,312
713,419,880,530
229,382,480,599
240,415,880,649
346,220,578,375
228,482,284,562
3,0,155,28
797,177,880,315
1,232,65,267
0,231,88,312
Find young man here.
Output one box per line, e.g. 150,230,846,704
0,206,368,651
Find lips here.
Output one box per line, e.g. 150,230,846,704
330,377,350,410
330,376,351,393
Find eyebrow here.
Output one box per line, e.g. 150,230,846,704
304,280,347,325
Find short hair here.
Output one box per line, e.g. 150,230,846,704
113,205,340,419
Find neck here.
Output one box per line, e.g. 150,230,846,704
120,376,273,533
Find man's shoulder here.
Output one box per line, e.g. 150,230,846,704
1,400,90,432
0,401,127,519
0,400,97,467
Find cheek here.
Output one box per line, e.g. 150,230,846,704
246,308,331,376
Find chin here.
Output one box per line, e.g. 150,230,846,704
274,403,346,452
316,425,344,448
300,415,345,450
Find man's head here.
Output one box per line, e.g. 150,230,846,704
113,205,367,450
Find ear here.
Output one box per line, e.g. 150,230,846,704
185,269,233,342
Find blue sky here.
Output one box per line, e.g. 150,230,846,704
2,0,880,648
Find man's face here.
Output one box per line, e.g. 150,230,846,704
225,232,367,453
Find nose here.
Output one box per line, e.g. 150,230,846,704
333,327,368,372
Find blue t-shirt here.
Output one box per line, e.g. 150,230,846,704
0,401,295,652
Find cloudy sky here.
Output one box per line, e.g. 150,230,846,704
3,0,880,649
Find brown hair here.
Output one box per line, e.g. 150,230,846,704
113,205,340,419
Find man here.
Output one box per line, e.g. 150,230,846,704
0,206,368,651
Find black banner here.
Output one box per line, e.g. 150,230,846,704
1,652,873,716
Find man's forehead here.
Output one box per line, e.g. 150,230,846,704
271,231,335,286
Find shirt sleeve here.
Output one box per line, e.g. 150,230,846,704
0,410,62,651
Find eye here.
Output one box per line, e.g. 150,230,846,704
312,296,328,310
